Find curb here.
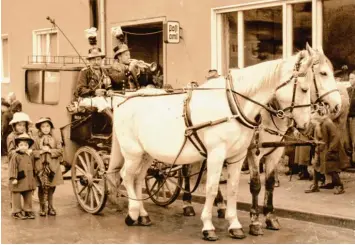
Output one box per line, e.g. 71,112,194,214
189,193,355,230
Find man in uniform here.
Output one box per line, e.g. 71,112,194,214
108,44,134,90
74,31,113,119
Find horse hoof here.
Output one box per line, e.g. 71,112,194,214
266,218,281,230
138,216,152,226
249,224,264,236
229,228,246,239
202,230,218,241
183,206,196,216
217,208,226,219
125,214,137,226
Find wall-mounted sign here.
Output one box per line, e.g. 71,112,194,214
163,21,180,44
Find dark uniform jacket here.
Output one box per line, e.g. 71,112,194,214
75,67,110,98
107,62,130,90
33,133,64,186
8,152,37,192
347,86,355,117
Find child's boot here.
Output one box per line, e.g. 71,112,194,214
39,203,46,216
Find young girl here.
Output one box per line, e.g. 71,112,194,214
305,113,345,194
9,133,37,219
33,117,64,216
7,112,32,160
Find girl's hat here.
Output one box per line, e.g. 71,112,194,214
35,117,54,129
9,112,32,125
15,133,34,147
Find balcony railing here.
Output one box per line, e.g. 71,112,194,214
27,55,115,66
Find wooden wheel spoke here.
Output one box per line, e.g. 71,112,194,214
90,187,94,208
78,155,89,173
84,187,90,204
150,179,159,192
162,183,166,199
164,181,173,197
78,184,88,195
92,186,101,205
93,183,104,196
75,165,86,176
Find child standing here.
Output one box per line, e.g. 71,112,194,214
7,112,32,160
8,133,37,219
305,113,345,194
33,117,64,216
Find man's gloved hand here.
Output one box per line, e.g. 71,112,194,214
12,179,18,185
106,90,114,97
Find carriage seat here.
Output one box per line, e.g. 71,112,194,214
70,107,112,144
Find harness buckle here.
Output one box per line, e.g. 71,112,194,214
185,129,193,137
276,110,285,119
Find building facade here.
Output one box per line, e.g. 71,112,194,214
1,0,354,118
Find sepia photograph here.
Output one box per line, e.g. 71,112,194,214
1,0,355,243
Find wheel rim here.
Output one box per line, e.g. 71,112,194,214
71,146,107,214
145,161,182,207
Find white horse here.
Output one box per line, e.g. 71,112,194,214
108,50,314,241
198,45,342,235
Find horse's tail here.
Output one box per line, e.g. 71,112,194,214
107,109,125,189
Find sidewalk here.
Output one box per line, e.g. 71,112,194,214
2,157,354,229
189,169,355,230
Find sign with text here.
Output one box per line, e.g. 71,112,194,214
163,21,180,44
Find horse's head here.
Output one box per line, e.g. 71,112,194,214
305,43,342,115
274,50,313,131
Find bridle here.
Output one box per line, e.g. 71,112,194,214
311,58,339,110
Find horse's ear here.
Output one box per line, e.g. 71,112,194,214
306,42,316,56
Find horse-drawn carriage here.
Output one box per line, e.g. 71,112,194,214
51,44,341,241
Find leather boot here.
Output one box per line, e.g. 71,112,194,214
48,205,56,216
39,203,46,216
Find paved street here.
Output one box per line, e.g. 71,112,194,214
2,178,355,244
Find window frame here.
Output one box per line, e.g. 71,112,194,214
25,69,61,105
32,28,59,63
110,17,167,86
1,34,10,83
211,0,320,73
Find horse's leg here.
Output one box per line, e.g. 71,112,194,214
226,153,247,239
120,153,144,225
214,187,226,218
263,148,283,231
247,150,263,236
182,165,195,216
134,154,153,226
201,146,226,241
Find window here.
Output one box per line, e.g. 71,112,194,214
1,35,10,82
323,0,355,80
32,29,58,63
244,6,283,67
216,1,313,72
26,70,60,105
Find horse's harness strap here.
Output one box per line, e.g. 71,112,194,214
183,86,208,158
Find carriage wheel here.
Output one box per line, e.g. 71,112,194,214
145,161,182,207
71,146,108,214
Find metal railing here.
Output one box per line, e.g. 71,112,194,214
27,55,115,66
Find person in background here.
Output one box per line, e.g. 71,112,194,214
347,70,355,166
2,100,22,156
305,113,345,194
8,133,37,219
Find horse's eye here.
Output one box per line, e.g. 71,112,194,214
301,88,309,93
320,71,327,76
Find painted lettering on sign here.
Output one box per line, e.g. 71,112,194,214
164,21,180,44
